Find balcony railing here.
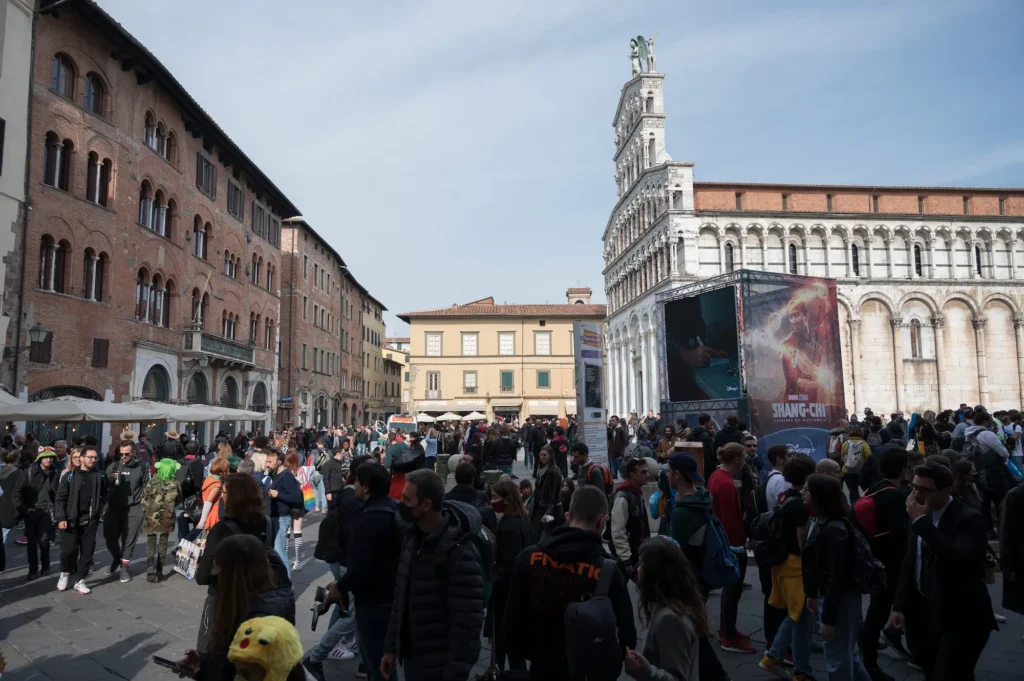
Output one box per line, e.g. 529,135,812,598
464,387,477,394
184,326,255,366
426,389,441,399
500,386,515,393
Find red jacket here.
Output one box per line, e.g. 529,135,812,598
707,468,744,547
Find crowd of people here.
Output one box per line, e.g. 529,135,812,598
0,404,1020,681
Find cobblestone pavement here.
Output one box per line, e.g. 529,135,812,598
1,459,1021,680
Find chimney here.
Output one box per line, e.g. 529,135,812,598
566,287,592,305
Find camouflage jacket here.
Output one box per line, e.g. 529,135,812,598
141,478,182,534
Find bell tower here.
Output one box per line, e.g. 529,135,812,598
612,36,668,201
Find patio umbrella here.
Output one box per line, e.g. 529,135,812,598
192,405,268,421
0,390,22,407
415,413,435,423
435,412,461,422
123,401,222,422
0,396,172,422
462,411,487,421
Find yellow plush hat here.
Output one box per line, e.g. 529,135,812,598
227,616,302,681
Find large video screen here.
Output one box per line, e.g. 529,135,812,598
665,286,741,401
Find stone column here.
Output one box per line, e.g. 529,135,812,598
670,241,678,275
932,315,946,409
88,255,98,300
92,160,102,202
848,319,861,415
891,316,906,412
625,343,635,414
970,239,979,279
974,316,990,405
48,244,58,291
846,240,854,277
761,237,768,272
159,205,168,236
648,327,660,411
782,238,791,274
909,242,918,278
802,240,810,276
1014,316,1024,405
929,240,938,278
823,237,832,277
740,238,748,270
885,238,895,278
52,143,63,187
639,332,650,413
718,238,726,274
1010,239,1018,280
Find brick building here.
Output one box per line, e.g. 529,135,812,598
359,291,388,425
1,0,297,446
279,218,364,428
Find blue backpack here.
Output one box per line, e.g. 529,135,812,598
699,511,741,591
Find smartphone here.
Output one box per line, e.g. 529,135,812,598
152,656,187,674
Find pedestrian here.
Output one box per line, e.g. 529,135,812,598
686,413,717,478
529,445,563,535
518,478,533,507
655,425,676,461
322,444,348,510
999,477,1024,617
840,426,871,504
624,537,708,681
423,427,438,472
607,415,628,479
197,457,229,531
609,457,650,581
175,534,296,681
285,451,309,571
160,428,186,461
445,462,497,531
264,448,302,577
0,449,24,546
571,442,607,490
488,480,535,674
759,453,817,681
504,485,637,680
712,415,744,452
54,444,109,594
13,446,60,580
316,462,401,681
103,439,150,583
856,446,910,681
802,473,872,681
708,443,755,653
140,457,182,583
891,460,996,681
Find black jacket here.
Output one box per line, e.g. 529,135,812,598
712,424,744,453
504,526,637,680
54,468,109,527
336,495,402,606
549,436,570,477
105,458,149,507
530,465,563,532
384,501,484,681
267,469,302,517
314,486,363,566
197,585,296,681
894,497,997,633
802,518,855,626
196,517,290,596
159,438,185,461
607,424,627,459
445,484,496,532
322,456,347,501
687,426,716,478
1000,481,1024,614
0,465,25,527
494,514,535,583
857,479,909,573
14,463,60,516
492,436,518,467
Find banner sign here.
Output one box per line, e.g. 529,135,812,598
574,321,609,466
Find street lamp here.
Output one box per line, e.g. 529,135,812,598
28,323,50,345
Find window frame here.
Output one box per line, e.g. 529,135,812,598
498,331,515,356
461,332,478,357
425,332,442,357
500,370,514,391
463,370,477,393
534,331,552,356
196,152,216,198
227,180,245,221
536,370,551,389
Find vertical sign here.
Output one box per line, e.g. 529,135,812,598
574,321,609,466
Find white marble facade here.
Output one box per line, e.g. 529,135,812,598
602,70,1024,419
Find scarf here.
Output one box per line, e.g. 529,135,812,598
616,479,644,496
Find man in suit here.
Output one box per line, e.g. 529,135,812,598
890,460,996,681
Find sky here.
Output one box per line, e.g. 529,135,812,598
96,0,1024,335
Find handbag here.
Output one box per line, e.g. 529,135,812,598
301,477,316,512
173,529,207,581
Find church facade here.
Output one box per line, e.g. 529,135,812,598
602,58,1024,420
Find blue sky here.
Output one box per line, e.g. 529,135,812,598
97,0,1024,335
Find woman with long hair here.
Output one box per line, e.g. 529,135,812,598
625,537,708,680
60,448,81,482
801,473,871,681
559,478,575,512
529,445,563,534
490,480,536,672
177,534,296,680
197,457,229,530
284,451,309,571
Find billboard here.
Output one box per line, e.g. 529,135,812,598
742,276,845,460
574,321,609,466
664,286,741,402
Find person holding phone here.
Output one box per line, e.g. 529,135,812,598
54,444,110,594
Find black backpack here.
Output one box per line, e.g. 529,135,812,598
751,494,799,569
564,558,623,681
314,504,344,564
753,470,782,517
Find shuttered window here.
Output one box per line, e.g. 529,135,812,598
91,338,109,368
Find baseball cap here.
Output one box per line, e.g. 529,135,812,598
668,452,704,484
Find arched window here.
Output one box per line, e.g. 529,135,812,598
187,372,209,404
156,123,167,158
82,248,105,301
224,252,234,277
192,288,206,328
85,154,111,206
39,235,66,292
910,320,922,359
266,264,274,291
43,135,72,191
192,216,206,259
724,242,735,272
913,244,923,276
264,318,273,350
851,244,860,276
164,198,176,239
788,242,798,275
142,365,170,402
152,190,166,235
162,280,173,327
139,182,152,227
83,74,103,114
150,274,163,324
220,377,239,408
250,312,258,342
251,382,269,428
164,131,176,163
974,245,983,276
144,112,156,150
136,269,150,321
222,310,237,340
51,54,74,98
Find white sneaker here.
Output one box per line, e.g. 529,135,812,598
328,641,355,661
73,580,91,595
57,573,69,591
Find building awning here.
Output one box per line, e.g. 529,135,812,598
453,400,486,409
565,401,577,413
491,399,523,407
528,400,561,415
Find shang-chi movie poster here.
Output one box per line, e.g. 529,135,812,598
742,276,845,461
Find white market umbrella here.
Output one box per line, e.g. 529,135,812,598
462,411,486,421
436,412,461,422
0,396,172,422
0,390,22,407
124,401,223,423
196,405,268,421
415,413,435,423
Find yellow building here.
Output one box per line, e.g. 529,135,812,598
399,289,606,422
384,339,411,414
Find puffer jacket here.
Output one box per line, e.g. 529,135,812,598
491,437,518,467
384,500,484,681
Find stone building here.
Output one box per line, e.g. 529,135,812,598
603,57,1024,419
279,218,363,428
359,292,387,424
0,0,297,445
383,340,410,414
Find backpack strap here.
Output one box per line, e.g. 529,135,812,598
595,558,617,598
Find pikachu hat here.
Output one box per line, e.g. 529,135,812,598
227,616,302,681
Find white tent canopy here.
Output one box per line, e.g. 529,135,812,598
0,396,171,422
435,412,462,422
415,413,435,423
462,411,487,421
0,390,22,407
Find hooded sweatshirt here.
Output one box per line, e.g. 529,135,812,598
384,500,484,681
504,525,637,680
105,457,149,507
670,486,713,568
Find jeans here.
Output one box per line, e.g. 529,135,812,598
524,448,534,469
424,457,437,474
820,593,871,681
270,515,291,579
609,457,622,480
769,605,814,676
498,464,513,476
310,563,358,663
175,507,194,541
356,443,367,455
355,601,392,681
720,549,747,638
310,471,327,510
843,473,861,504
25,510,54,573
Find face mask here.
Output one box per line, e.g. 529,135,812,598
397,502,417,524
490,498,507,514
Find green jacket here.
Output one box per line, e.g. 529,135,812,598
670,487,713,548
384,442,408,469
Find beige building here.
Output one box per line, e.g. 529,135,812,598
399,290,606,422
383,340,410,414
